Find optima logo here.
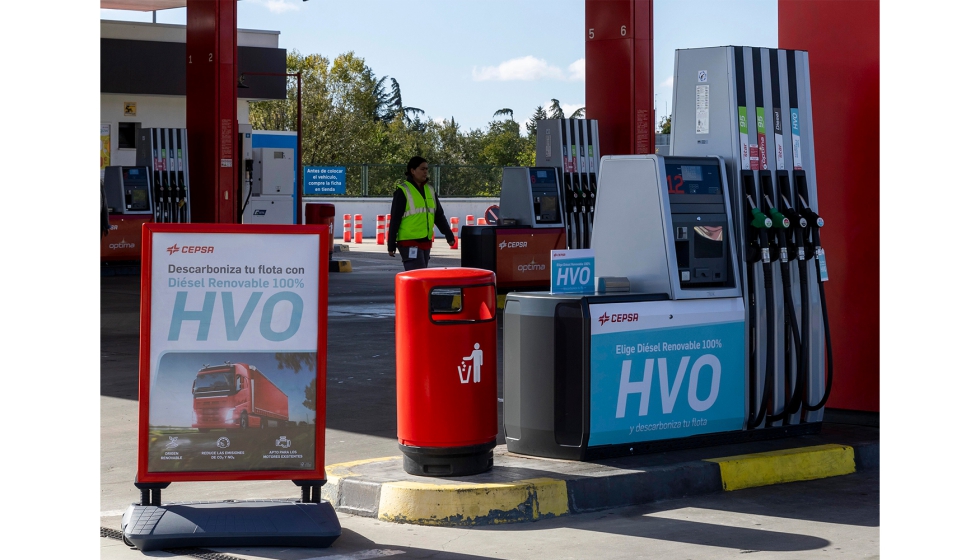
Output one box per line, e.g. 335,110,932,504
108,239,136,250
516,259,546,273
598,312,639,327
499,240,528,249
167,243,215,255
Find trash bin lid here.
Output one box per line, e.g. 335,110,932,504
396,267,495,286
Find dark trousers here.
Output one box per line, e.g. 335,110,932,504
398,245,431,271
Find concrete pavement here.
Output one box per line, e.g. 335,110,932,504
99,238,879,558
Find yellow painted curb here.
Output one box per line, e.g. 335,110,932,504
497,295,506,309
705,444,855,491
378,477,569,526
335,260,352,272
324,456,399,484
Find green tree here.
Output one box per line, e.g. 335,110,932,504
274,352,317,412
659,114,671,134
493,108,514,120
569,106,586,119
548,99,565,119
525,105,547,137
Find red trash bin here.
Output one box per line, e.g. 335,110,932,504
305,202,335,260
395,267,497,476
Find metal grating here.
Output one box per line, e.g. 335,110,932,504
100,526,247,560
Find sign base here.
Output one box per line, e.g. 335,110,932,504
121,500,341,551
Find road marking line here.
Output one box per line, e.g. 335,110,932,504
705,444,855,491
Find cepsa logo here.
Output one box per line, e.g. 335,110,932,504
167,243,215,255
598,312,639,327
499,240,528,249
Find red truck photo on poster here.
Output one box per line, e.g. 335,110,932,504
137,224,329,483
192,363,289,432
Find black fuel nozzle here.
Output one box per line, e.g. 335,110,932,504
780,195,807,230
780,195,809,262
797,194,824,230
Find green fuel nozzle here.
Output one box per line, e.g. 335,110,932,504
746,195,773,229
764,195,790,229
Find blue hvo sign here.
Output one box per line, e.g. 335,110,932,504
587,299,746,447
304,166,345,195
551,249,595,294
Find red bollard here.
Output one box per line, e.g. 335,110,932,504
343,214,352,243
450,217,459,249
354,214,363,244
395,268,497,476
477,218,487,225
385,214,391,245
376,214,385,245
465,215,475,227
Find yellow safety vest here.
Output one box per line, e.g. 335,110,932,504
396,180,436,241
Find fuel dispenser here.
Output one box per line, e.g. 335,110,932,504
136,128,191,223
101,165,154,262
103,166,153,216
535,119,601,249
504,155,766,460
500,46,832,461
242,147,295,224
461,167,567,292
669,46,832,425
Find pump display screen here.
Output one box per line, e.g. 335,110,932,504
664,163,722,195
538,196,558,220
129,188,150,211
534,169,557,182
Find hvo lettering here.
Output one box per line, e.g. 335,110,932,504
168,291,303,341
556,264,591,286
615,355,721,418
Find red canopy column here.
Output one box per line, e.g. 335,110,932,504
186,0,238,223
585,0,654,156
779,0,880,413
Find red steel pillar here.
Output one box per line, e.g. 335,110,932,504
585,0,654,156
779,1,880,412
186,0,239,223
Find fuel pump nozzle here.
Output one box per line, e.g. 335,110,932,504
764,194,791,263
745,194,772,264
795,194,834,414
744,192,774,429
781,194,808,262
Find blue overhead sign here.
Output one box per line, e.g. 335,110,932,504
303,166,345,195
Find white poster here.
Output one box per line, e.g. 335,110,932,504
145,231,321,474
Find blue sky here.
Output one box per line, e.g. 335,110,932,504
100,0,775,133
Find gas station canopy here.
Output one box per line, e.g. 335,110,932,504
101,1,186,11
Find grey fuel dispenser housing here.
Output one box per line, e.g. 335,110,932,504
590,155,741,300
499,167,565,228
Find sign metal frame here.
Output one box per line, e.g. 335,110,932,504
136,223,330,483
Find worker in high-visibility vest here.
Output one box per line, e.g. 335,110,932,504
387,156,455,270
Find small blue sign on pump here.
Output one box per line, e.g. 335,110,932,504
303,166,345,195
551,249,595,294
